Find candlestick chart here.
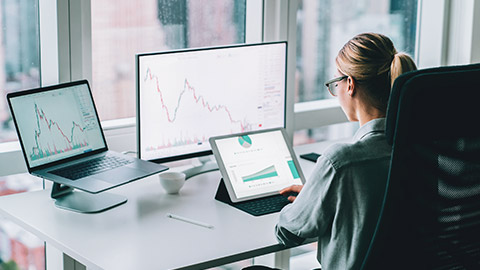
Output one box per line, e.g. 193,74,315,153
30,103,88,161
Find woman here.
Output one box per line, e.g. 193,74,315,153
275,33,417,269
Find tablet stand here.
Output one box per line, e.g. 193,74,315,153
50,182,127,214
214,178,234,205
214,179,287,217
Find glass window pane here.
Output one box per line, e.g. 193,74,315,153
0,0,41,143
296,0,418,102
91,0,246,121
0,1,43,268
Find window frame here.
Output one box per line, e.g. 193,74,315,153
3,0,480,174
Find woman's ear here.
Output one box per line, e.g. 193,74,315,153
347,76,356,97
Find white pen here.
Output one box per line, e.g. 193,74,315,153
166,213,215,229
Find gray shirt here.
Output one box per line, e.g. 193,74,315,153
276,118,391,270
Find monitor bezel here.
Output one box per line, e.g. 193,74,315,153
136,41,288,164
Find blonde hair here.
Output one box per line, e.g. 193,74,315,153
335,33,417,113
391,52,418,85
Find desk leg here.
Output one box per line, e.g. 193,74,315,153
274,249,290,269
64,254,86,270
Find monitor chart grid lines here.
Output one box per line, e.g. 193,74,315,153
138,42,287,162
143,67,253,132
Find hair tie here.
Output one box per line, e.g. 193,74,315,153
392,52,397,62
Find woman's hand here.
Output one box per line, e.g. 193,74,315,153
279,185,303,202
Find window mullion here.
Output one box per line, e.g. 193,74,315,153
67,0,92,82
245,0,263,43
264,0,299,139
39,0,59,86
57,0,92,83
416,0,449,68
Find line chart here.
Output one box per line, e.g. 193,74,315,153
137,43,286,160
30,103,88,161
144,68,253,132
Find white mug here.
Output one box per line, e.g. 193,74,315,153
159,172,186,194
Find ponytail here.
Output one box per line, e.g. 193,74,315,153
390,52,417,87
336,33,418,114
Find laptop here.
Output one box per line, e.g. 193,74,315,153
7,80,168,194
209,128,306,216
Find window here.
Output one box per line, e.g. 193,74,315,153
0,2,44,270
0,0,41,143
293,0,418,145
90,0,246,121
295,0,418,103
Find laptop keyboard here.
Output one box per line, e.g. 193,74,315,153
234,194,291,216
50,155,133,180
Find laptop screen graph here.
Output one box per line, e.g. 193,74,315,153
9,83,106,168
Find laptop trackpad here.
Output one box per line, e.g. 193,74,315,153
96,167,144,184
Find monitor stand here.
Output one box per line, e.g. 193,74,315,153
182,156,219,180
50,182,127,214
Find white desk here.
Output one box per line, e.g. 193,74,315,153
0,141,341,269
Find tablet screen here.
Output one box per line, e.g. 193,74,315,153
211,129,304,201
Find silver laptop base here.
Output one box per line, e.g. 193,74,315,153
51,183,127,214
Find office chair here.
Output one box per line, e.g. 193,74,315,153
361,63,480,270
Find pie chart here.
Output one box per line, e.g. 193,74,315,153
238,135,252,148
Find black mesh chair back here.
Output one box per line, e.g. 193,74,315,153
361,63,480,270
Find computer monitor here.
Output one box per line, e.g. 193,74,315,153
136,42,287,178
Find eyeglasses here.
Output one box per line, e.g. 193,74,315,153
325,75,348,96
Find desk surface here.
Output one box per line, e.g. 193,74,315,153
0,140,343,270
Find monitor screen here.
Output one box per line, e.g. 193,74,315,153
136,42,287,162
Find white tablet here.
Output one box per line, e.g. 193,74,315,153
209,128,306,203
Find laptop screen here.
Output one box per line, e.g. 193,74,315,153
210,129,304,201
8,81,107,169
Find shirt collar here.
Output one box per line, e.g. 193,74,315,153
353,118,386,141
